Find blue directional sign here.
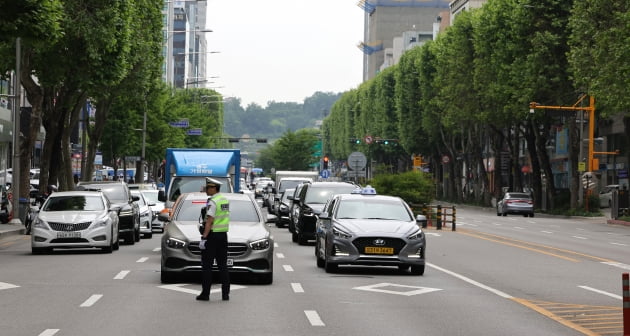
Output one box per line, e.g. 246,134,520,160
320,169,330,179
169,119,190,128
186,128,202,136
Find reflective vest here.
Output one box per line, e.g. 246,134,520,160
208,193,229,232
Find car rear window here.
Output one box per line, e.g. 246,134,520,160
507,193,531,199
44,196,105,211
175,199,260,222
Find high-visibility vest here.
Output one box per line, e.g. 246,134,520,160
208,193,229,232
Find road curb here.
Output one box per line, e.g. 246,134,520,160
606,219,630,227
0,225,26,239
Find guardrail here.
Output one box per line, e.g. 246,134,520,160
410,204,456,231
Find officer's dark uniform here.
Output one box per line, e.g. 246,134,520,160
197,178,230,301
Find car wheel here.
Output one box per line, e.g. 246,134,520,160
31,247,49,255
160,269,176,283
496,210,501,216
144,232,153,239
410,265,425,276
113,238,120,251
316,242,325,268
297,233,308,245
134,228,141,242
102,240,113,253
291,232,298,243
275,221,284,228
324,258,338,273
126,231,135,245
529,213,534,218
257,272,273,285
502,212,507,217
523,214,528,217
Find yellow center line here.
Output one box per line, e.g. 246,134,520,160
458,229,613,263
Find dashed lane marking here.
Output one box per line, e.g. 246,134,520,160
601,261,630,271
80,294,103,307
136,257,149,263
609,242,627,247
578,286,622,300
282,265,294,272
38,329,59,336
0,282,19,291
152,247,160,252
113,270,130,280
304,310,325,326
276,253,285,259
291,283,304,293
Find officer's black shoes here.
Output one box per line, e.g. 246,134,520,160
196,294,209,301
222,294,229,301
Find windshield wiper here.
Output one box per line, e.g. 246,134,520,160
365,217,395,220
337,217,357,219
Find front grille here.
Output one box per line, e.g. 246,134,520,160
118,215,134,230
50,238,90,244
49,222,92,231
188,242,249,256
353,237,406,255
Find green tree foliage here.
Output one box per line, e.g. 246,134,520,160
369,171,435,205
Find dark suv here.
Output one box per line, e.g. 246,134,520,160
77,181,140,244
291,182,357,245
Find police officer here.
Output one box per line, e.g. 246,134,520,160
197,177,230,301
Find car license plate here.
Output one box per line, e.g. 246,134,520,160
213,259,234,266
365,247,393,255
57,231,81,238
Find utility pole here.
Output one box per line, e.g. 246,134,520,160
10,37,22,225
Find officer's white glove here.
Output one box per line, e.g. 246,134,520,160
199,239,207,250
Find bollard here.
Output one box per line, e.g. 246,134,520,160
436,205,442,230
452,205,456,231
623,273,629,336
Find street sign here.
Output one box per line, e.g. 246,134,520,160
186,128,202,136
320,169,330,179
364,135,373,144
347,152,367,170
168,119,189,128
125,156,141,162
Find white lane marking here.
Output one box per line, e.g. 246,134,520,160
39,330,59,336
425,232,441,237
274,243,279,248
527,221,536,224
304,310,325,326
136,257,149,263
0,282,20,291
578,286,622,300
493,223,502,226
80,294,103,307
353,283,442,296
601,261,630,270
576,228,586,231
514,226,524,230
428,263,512,299
152,247,161,252
114,270,130,280
541,231,554,234
291,283,304,293
572,236,587,240
610,242,628,247
467,223,479,227
276,253,285,259
283,265,294,272
158,284,246,295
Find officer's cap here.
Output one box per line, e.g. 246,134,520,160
205,177,222,188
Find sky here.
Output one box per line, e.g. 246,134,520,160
204,0,365,107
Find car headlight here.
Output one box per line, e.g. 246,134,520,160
33,217,48,229
94,216,110,227
165,237,186,249
249,238,270,250
332,226,351,239
408,228,424,240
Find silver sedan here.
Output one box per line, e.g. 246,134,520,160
160,192,274,284
315,192,426,275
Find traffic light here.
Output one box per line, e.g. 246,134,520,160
323,156,329,169
256,138,267,143
228,138,239,143
349,138,361,144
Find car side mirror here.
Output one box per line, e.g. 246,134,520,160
416,214,427,227
158,212,170,222
158,190,165,202
318,212,330,220
131,195,140,202
147,201,156,206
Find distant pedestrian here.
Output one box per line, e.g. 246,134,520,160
197,177,230,302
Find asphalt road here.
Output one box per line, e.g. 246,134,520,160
0,207,627,336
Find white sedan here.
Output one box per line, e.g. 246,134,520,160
31,191,120,254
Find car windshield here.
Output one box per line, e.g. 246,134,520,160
335,199,412,221
279,180,308,192
169,177,230,201
175,199,260,222
83,185,127,203
43,195,105,211
141,191,159,203
506,193,531,199
132,192,146,206
305,185,356,204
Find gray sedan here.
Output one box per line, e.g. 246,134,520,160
496,192,534,217
315,191,426,275
160,192,274,284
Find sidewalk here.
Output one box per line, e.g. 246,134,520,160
0,223,26,239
